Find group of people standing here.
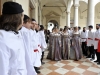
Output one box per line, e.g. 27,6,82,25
47,25,100,65
0,1,47,75
47,26,82,61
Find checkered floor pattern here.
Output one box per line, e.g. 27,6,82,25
38,51,100,75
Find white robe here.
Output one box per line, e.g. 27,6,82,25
80,30,88,42
87,30,95,46
20,27,32,64
29,30,41,67
94,29,100,49
36,31,42,57
20,27,37,75
39,30,47,51
0,30,36,75
78,30,82,35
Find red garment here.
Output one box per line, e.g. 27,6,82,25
95,38,100,52
88,38,93,40
34,49,39,52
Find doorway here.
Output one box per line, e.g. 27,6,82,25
47,20,59,32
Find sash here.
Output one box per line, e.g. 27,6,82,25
34,49,39,52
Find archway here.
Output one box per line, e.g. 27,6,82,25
47,20,58,32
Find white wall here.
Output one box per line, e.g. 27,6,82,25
15,0,29,16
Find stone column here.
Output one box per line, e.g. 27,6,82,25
73,4,79,27
87,0,94,28
39,7,42,25
66,12,70,27
35,2,38,23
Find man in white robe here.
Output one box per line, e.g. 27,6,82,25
86,25,95,60
93,24,100,65
20,15,37,74
80,27,88,56
39,25,47,64
31,19,41,74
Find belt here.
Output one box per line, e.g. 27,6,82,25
95,38,99,41
88,38,93,40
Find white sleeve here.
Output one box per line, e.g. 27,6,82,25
40,31,47,49
0,42,10,75
80,32,82,38
86,31,88,38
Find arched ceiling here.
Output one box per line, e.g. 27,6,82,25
40,0,68,14
40,0,68,7
40,0,100,18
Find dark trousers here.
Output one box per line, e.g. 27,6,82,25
89,46,95,59
98,52,100,63
95,50,99,61
81,42,87,56
41,51,44,62
34,67,38,72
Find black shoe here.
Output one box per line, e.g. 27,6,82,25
37,71,41,74
37,67,40,70
97,62,100,65
42,62,45,65
36,70,41,74
94,60,98,62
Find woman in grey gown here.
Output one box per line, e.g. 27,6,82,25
47,27,62,61
62,28,70,60
47,28,55,59
70,27,82,61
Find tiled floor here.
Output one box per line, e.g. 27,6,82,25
39,51,100,75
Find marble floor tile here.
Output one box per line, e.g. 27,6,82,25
83,70,98,75
71,67,85,73
54,68,69,74
87,67,100,73
38,51,100,75
54,62,66,68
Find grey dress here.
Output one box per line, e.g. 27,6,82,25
70,32,82,60
62,33,70,60
47,33,62,61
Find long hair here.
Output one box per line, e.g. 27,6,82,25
0,13,23,34
40,25,44,31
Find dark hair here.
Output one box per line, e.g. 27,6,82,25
96,24,100,27
23,15,31,24
0,13,23,34
83,27,86,29
32,18,36,21
60,28,63,31
88,25,93,28
40,25,44,31
74,27,78,30
78,26,81,30
64,27,67,31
